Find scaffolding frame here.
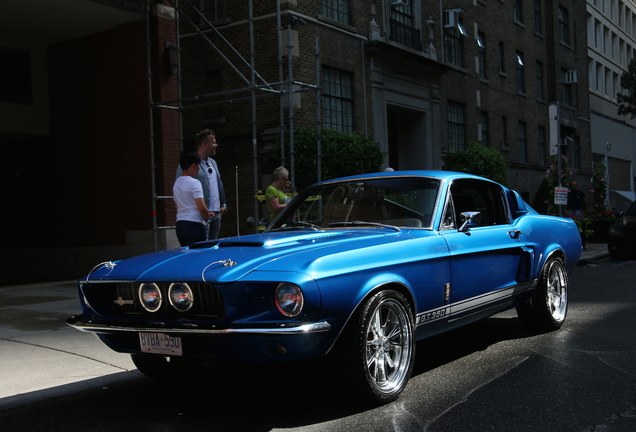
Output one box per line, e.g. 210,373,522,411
146,0,322,250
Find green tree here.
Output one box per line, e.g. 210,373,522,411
442,142,508,185
283,127,385,189
617,58,636,118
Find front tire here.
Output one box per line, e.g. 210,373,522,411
517,256,568,331
343,290,415,404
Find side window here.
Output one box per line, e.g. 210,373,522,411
441,191,456,230
449,179,508,227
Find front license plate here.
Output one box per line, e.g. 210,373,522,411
139,332,183,356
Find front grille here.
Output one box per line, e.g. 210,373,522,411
84,282,225,320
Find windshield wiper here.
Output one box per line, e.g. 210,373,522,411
328,221,401,232
271,222,320,232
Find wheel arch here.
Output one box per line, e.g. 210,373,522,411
325,278,416,355
538,247,566,277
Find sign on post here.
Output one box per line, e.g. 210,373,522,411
554,186,568,206
549,103,560,156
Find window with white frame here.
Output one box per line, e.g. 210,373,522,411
390,1,421,50
559,5,570,45
534,0,542,34
320,0,349,25
445,25,464,68
480,111,489,146
516,51,526,94
561,68,573,106
536,60,544,100
322,67,354,133
538,126,546,165
447,100,466,153
518,121,527,163
478,32,487,79
514,0,524,23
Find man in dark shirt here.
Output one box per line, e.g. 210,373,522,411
567,181,586,215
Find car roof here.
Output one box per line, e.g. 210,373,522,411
311,170,497,187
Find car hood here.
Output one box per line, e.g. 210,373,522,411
84,229,429,284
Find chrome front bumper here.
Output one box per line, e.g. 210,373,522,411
66,315,331,335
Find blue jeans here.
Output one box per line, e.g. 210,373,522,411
208,213,222,240
176,221,207,246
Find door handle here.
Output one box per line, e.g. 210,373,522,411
508,229,522,239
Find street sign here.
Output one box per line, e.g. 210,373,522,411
549,103,560,156
554,186,568,206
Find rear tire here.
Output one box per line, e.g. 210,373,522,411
517,256,568,331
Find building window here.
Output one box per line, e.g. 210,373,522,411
478,32,487,79
561,68,573,106
572,135,581,169
518,121,527,163
502,116,508,149
195,0,228,23
320,0,349,25
480,111,489,146
447,100,466,153
0,46,32,105
445,21,464,68
536,60,544,100
538,126,546,165
499,41,506,74
514,0,524,23
390,1,421,50
516,51,526,94
322,67,353,133
534,0,542,34
559,5,570,45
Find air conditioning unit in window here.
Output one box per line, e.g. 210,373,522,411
445,9,459,28
445,9,467,35
391,0,408,7
565,69,578,84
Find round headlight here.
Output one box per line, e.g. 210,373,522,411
275,283,304,317
168,283,194,312
139,283,162,312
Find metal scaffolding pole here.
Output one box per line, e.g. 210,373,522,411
146,0,158,251
249,0,259,229
146,1,322,243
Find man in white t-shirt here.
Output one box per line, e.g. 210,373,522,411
173,153,209,246
175,129,227,240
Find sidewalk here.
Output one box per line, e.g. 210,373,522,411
578,242,609,265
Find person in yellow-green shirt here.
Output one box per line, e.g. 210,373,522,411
265,166,290,223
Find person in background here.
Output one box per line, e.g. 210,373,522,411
265,166,289,223
176,129,227,239
174,153,209,246
567,181,587,216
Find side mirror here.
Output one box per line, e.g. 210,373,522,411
459,211,481,233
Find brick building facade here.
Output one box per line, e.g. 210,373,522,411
0,0,592,283
441,0,591,202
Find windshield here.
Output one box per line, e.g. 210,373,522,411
267,177,441,231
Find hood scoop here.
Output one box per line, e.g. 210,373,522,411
219,240,265,247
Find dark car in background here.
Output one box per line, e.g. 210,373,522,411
608,200,636,259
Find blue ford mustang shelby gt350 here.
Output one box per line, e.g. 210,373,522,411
67,171,582,404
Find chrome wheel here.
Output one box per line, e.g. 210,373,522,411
516,256,569,331
545,258,567,323
360,292,414,401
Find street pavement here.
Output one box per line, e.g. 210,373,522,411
0,243,610,411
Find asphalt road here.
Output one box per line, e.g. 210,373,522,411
1,250,635,432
